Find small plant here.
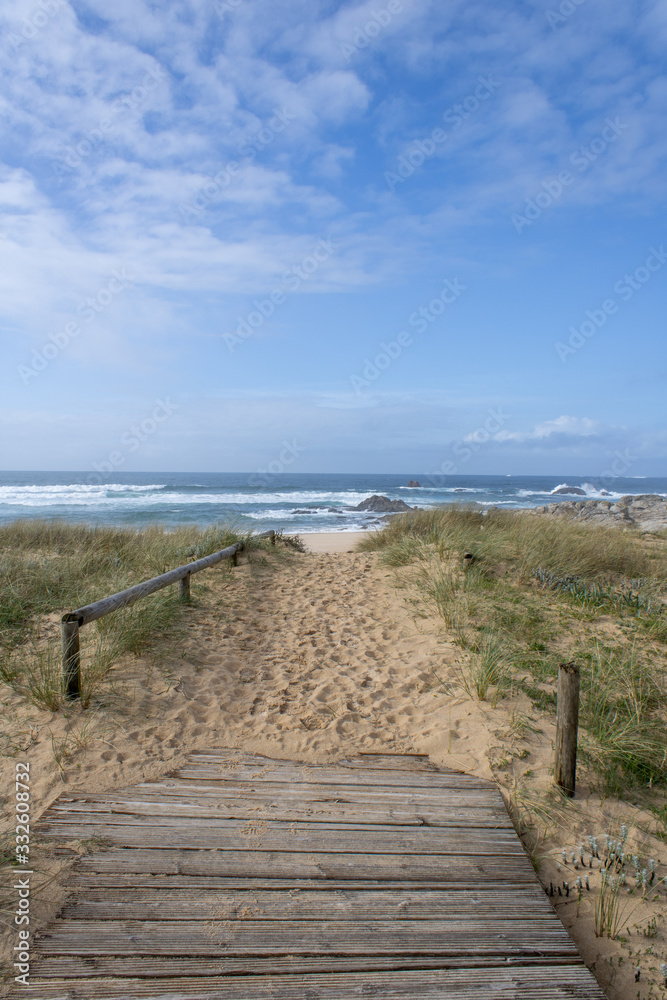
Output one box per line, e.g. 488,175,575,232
274,531,307,553
456,635,508,702
637,914,660,938
533,568,664,616
1,644,66,711
556,825,666,940
0,723,39,757
423,566,461,621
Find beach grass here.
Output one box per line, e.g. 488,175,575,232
360,506,667,794
0,519,274,710
358,505,662,579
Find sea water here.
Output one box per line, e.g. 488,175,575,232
1,472,665,533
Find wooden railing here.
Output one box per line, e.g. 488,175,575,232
61,530,276,699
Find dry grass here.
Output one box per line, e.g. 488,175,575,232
0,519,276,711
359,505,663,580
361,506,667,795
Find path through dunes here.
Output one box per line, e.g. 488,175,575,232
152,549,506,770
19,751,606,999
3,545,613,998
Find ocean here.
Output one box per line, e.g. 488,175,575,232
1,471,665,534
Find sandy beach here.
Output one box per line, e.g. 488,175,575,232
301,531,367,552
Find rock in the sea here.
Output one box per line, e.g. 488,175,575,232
353,495,412,513
294,505,344,514
407,480,421,487
551,486,587,496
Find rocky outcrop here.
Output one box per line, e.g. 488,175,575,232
551,486,587,496
407,480,421,487
532,494,667,533
352,495,412,513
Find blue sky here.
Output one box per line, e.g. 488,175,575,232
1,0,666,475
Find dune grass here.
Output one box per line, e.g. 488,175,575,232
361,506,667,794
0,519,273,710
359,505,662,580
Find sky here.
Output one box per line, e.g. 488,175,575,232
1,0,666,476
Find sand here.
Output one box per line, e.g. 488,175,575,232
301,531,367,553
1,542,665,999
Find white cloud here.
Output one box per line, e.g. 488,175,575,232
484,415,608,444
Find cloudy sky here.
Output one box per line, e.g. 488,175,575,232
1,0,666,474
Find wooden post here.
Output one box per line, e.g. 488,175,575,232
62,616,81,700
270,531,276,546
554,661,580,797
179,573,191,602
231,549,238,567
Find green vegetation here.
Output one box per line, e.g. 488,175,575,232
360,506,667,795
0,519,275,710
359,505,661,580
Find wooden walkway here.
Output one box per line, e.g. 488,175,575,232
23,750,605,998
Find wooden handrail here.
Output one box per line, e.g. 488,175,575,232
61,530,275,700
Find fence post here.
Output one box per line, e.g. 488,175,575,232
179,573,191,602
554,661,580,797
62,615,81,700
270,531,276,546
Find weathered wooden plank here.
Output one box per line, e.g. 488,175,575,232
70,848,538,881
44,794,509,828
53,781,500,807
16,967,609,999
37,918,576,956
37,820,522,855
174,762,488,790
341,753,440,771
189,750,443,773
29,954,588,981
54,780,499,804
60,887,556,921
63,874,545,892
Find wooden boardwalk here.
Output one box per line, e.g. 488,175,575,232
23,750,605,998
